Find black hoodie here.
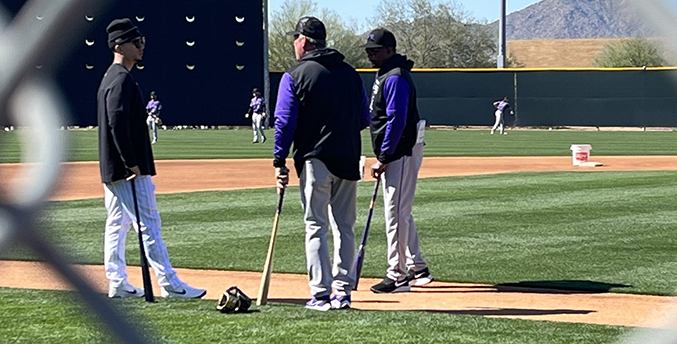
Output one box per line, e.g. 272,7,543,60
275,48,369,180
369,54,420,164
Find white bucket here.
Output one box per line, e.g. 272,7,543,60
570,144,592,166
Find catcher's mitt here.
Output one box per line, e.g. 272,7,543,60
216,286,251,313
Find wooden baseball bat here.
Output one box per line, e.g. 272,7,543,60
257,188,285,306
353,178,381,290
130,178,155,302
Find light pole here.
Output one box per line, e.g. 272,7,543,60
498,0,506,68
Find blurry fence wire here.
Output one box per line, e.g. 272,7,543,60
617,1,677,343
0,0,151,343
2,0,677,343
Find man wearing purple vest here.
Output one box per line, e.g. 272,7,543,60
363,28,433,294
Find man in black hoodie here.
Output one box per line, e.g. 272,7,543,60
273,16,370,311
363,28,433,294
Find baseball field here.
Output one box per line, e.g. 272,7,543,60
2,128,677,343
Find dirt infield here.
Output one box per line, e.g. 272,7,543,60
5,156,677,201
2,156,677,328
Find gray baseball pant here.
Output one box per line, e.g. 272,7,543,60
381,141,427,281
300,158,357,298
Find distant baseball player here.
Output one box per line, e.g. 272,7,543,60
491,96,513,135
362,28,433,294
245,88,267,143
98,18,206,299
145,91,162,144
274,16,371,311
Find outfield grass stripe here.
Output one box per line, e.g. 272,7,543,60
5,129,677,162
3,170,677,296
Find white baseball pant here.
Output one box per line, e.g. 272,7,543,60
491,109,504,134
103,175,183,289
251,113,266,142
146,115,158,143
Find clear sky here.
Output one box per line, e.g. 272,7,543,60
268,0,543,23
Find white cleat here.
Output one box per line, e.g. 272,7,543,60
161,283,207,299
108,280,145,298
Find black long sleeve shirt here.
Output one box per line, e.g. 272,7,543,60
97,63,156,183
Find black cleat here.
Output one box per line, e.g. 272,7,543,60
370,277,411,294
406,267,434,286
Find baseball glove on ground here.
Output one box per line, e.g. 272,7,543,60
216,286,252,313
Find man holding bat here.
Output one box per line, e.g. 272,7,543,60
363,28,433,294
97,18,205,299
273,17,370,311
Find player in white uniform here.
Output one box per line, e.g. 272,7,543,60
491,97,514,135
98,18,205,299
145,91,162,144
246,88,267,143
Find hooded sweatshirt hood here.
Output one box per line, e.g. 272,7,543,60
378,54,414,76
300,48,346,68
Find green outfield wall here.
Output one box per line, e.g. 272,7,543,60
269,68,677,127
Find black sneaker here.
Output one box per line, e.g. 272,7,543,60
407,267,434,286
370,277,411,293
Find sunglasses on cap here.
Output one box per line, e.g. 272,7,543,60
131,36,146,48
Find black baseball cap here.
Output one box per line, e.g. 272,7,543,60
362,28,396,48
286,16,326,41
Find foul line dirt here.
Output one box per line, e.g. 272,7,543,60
2,156,677,328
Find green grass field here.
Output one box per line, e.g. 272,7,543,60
2,128,677,162
3,129,677,343
0,288,627,344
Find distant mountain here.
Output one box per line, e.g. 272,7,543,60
491,0,657,40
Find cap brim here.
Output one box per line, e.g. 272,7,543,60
286,30,300,36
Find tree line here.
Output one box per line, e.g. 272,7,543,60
269,0,504,70
269,0,674,70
